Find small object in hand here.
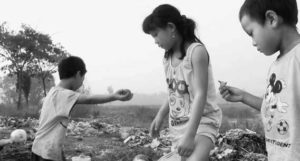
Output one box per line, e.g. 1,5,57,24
133,154,150,161
10,129,27,142
218,80,227,87
120,89,128,95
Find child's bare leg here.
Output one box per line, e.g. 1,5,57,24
187,135,214,161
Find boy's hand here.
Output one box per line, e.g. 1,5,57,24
150,116,163,138
176,135,195,158
219,83,244,102
114,89,133,101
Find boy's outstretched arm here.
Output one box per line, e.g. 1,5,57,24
76,89,133,104
0,139,12,147
219,85,263,111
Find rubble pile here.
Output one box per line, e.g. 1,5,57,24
0,116,37,142
67,119,121,137
122,128,171,153
121,127,268,161
0,116,268,161
0,116,38,129
209,129,267,161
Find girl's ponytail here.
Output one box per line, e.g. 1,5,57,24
177,15,202,59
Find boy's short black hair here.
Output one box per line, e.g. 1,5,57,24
239,0,298,27
58,56,87,79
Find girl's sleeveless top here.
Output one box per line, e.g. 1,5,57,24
163,42,222,138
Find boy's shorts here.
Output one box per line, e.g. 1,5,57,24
31,152,66,161
31,152,54,161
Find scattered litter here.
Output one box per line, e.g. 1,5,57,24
0,116,268,161
71,154,91,161
133,154,151,161
10,129,27,142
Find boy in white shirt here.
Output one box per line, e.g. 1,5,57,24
31,56,133,161
220,0,300,160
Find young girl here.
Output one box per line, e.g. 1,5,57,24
142,4,222,161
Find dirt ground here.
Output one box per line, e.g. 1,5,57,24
1,134,161,161
0,116,267,161
0,119,162,161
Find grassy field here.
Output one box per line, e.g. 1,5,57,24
219,103,264,135
0,102,264,135
70,102,264,135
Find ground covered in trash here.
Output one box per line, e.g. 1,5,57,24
0,116,267,161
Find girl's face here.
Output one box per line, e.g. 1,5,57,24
240,14,280,56
149,26,176,51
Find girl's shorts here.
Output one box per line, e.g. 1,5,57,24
171,109,222,148
170,123,219,151
159,124,220,161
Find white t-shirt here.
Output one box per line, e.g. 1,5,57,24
261,44,300,161
32,86,80,161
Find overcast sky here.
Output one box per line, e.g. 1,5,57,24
1,0,299,96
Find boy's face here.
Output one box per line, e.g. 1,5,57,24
240,14,280,56
149,27,175,51
74,72,85,90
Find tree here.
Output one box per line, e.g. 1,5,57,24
0,76,18,105
16,71,31,105
32,43,69,96
29,75,55,105
0,22,69,109
0,75,55,107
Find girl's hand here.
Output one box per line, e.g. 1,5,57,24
149,116,163,138
176,135,195,158
219,85,244,102
114,89,133,101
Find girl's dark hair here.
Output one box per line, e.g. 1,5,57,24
58,56,87,79
142,4,202,59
